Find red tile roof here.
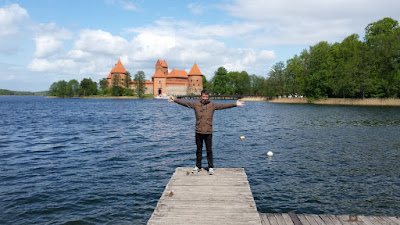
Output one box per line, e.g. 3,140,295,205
152,69,166,78
157,59,168,68
111,60,127,74
107,73,111,79
167,69,188,78
188,63,203,76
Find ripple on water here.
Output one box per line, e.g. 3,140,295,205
0,97,400,224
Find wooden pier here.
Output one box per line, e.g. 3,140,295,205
148,167,400,225
260,213,400,225
147,167,262,225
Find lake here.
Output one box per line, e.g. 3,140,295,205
0,96,399,224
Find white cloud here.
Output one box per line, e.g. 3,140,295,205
105,0,136,11
30,23,72,58
188,3,206,15
0,4,29,38
223,0,400,46
74,29,129,55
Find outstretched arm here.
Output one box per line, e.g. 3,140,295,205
168,96,195,108
236,99,245,107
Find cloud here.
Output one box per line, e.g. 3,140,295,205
74,29,129,55
223,0,400,46
187,3,206,15
0,4,29,38
105,0,136,11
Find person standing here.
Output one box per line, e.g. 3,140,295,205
168,90,245,175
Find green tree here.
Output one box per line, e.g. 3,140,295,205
286,55,305,96
66,79,80,97
134,71,147,98
364,17,400,97
305,41,334,99
99,78,109,91
212,67,228,94
124,71,131,88
202,76,213,93
80,78,98,96
268,61,286,96
49,80,67,97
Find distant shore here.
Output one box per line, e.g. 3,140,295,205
268,97,400,106
46,96,142,99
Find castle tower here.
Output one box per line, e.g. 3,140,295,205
187,63,204,95
155,59,168,76
107,59,127,88
152,69,167,96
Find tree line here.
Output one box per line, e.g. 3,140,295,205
49,71,147,98
204,17,400,99
0,89,47,96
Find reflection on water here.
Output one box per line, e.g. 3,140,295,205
0,96,399,224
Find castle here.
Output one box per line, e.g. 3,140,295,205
106,59,204,96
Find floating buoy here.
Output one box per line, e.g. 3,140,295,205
240,136,245,140
267,151,274,157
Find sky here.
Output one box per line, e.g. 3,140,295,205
1,0,399,91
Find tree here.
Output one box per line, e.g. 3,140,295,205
364,17,400,97
212,67,228,94
268,61,286,96
202,76,213,93
99,78,109,92
49,80,67,97
305,41,334,99
124,71,131,88
80,78,98,96
286,55,305,96
134,71,147,98
66,79,80,97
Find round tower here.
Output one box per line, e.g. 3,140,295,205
187,63,203,95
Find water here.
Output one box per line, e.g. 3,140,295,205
0,96,399,224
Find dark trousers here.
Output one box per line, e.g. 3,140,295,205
195,133,213,169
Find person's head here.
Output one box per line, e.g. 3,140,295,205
200,90,210,101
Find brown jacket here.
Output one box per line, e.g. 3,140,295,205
174,99,237,134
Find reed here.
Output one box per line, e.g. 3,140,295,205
268,97,400,106
268,98,308,104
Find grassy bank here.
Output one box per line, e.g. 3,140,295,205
268,97,400,106
240,96,268,101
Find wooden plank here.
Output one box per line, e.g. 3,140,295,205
320,215,335,225
260,213,272,225
326,215,344,225
388,217,400,225
297,215,312,225
311,214,327,225
288,212,303,225
273,214,288,225
267,214,279,225
282,213,295,225
380,216,399,225
148,167,262,225
304,215,319,225
359,215,376,225
374,216,390,225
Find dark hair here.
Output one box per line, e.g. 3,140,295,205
201,90,209,95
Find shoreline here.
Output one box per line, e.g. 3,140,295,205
268,97,400,106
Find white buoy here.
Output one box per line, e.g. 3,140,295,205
267,151,274,157
240,136,245,140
